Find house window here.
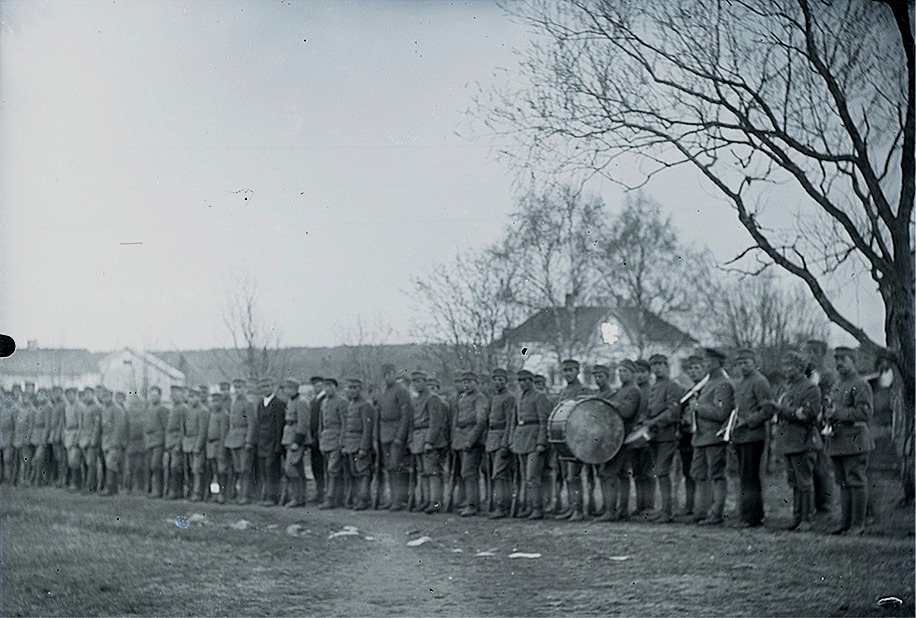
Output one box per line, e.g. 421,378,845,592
601,322,620,345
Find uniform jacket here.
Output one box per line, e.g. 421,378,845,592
827,375,874,456
342,396,377,454
409,392,450,454
205,407,229,459
126,401,147,455
165,403,187,451
318,393,347,452
50,400,66,443
1,400,15,449
309,391,326,441
378,382,413,445
609,383,642,434
30,401,51,446
637,383,651,424
692,368,734,448
485,390,515,452
101,401,128,450
282,394,312,448
732,370,775,444
224,397,257,450
451,389,488,450
78,401,102,449
645,377,685,442
13,401,32,449
773,374,822,455
63,401,84,449
508,389,551,454
143,403,169,449
255,395,286,457
182,403,208,453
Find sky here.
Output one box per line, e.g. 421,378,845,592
0,0,884,353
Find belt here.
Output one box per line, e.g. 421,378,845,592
284,421,296,426
517,419,535,426
488,424,506,430
457,422,475,429
414,424,429,430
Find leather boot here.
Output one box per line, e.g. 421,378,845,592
425,475,442,514
390,472,408,511
237,473,251,505
650,476,673,522
786,489,802,530
151,469,163,498
190,474,202,502
460,478,479,516
527,483,544,520
831,488,852,534
68,467,82,493
617,475,631,520
701,479,726,525
692,480,710,523
103,470,118,496
320,477,337,509
216,473,227,504
86,462,98,494
489,479,509,518
684,476,696,515
353,475,370,510
845,487,866,535
596,478,618,522
564,478,584,520
794,491,814,531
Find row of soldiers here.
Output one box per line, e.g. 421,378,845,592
0,340,874,534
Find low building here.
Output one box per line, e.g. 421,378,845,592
0,345,101,390
98,348,185,396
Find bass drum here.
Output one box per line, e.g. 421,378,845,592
547,397,624,464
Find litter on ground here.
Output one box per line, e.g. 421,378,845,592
328,525,360,540
407,536,432,547
508,552,542,559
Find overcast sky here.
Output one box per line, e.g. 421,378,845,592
0,0,882,353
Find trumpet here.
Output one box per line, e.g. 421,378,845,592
716,408,739,443
820,395,836,437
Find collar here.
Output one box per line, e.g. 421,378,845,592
263,394,274,407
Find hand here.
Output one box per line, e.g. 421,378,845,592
358,448,367,458
289,443,300,451
424,442,433,453
536,444,546,453
794,408,806,421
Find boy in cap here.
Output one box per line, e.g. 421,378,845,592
164,385,188,499
125,394,148,494
630,359,656,516
204,392,230,503
485,368,515,518
596,360,642,522
309,376,328,504
409,372,450,514
182,388,209,502
143,386,169,498
452,372,489,517
78,387,102,493
509,370,552,519
677,355,705,516
377,364,414,511
556,359,594,521
281,378,312,507
318,378,348,509
342,378,378,510
224,378,257,505
802,339,837,517
29,389,51,486
99,387,128,496
643,354,685,522
62,387,84,491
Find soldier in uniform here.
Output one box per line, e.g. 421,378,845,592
342,378,377,510
678,355,705,517
556,359,594,521
62,387,84,491
629,359,656,517
125,394,148,494
49,386,66,487
280,378,312,507
377,364,414,511
689,348,735,525
643,354,685,523
318,378,347,509
409,372,450,514
204,392,230,503
596,360,642,522
773,351,822,531
164,385,188,500
224,378,257,505
254,378,286,506
825,347,874,535
508,369,552,519
30,389,52,486
0,390,14,484
803,339,837,518
219,381,231,401
732,348,775,528
308,376,327,505
143,386,169,498
78,387,102,493
451,372,488,517
182,388,209,502
99,387,128,495
484,368,515,519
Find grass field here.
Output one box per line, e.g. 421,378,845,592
1,475,913,617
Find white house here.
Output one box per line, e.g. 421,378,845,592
98,348,185,396
0,344,102,390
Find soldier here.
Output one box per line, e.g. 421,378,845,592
224,378,257,505
281,378,312,508
78,387,102,493
533,374,548,394
731,348,775,528
773,351,822,531
125,395,148,494
219,381,231,401
484,368,515,519
534,373,562,515
99,387,128,495
377,364,414,511
204,392,230,503
678,355,705,517
803,339,838,518
451,372,488,517
30,389,52,486
593,364,614,399
182,389,209,501
308,375,327,505
12,390,32,486
1,390,16,484
50,386,66,487
164,385,188,500
409,372,450,514
689,348,735,525
596,360,642,522
318,378,348,509
143,386,169,498
508,369,552,519
643,354,685,523
631,359,655,517
254,377,286,506
62,387,84,491
826,347,874,535
556,359,594,521
342,378,377,510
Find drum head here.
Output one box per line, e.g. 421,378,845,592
564,398,624,464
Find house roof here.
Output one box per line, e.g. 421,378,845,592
0,348,100,376
104,348,184,381
499,306,698,347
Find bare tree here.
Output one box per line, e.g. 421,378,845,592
334,316,397,387
223,273,284,381
479,0,914,500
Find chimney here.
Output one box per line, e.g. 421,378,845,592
564,293,576,309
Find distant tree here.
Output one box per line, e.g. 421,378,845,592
222,273,284,381
335,316,397,388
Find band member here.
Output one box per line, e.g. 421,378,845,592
409,372,450,514
644,354,685,523
452,372,488,517
308,376,327,505
533,373,560,515
254,378,285,506
204,392,230,503
597,360,641,522
690,348,734,525
99,387,128,495
78,387,102,493
773,351,822,531
731,348,775,528
224,378,257,505
342,378,377,511
593,365,614,399
485,368,515,519
556,359,594,521
826,347,874,535
508,370,551,519
164,385,188,500
281,378,312,508
143,386,169,498
631,359,655,516
125,395,148,494
802,339,838,517
377,364,414,511
318,378,348,509
678,355,705,516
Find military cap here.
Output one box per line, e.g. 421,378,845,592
83,386,95,393
834,346,856,360
258,377,275,388
648,354,668,365
634,359,651,371
686,355,705,366
533,374,547,384
170,384,185,391
209,391,223,399
324,377,339,387
491,368,509,379
411,370,428,380
64,386,76,393
426,376,441,387
704,347,727,361
804,339,828,354
381,363,397,375
592,364,611,376
231,377,246,386
198,384,209,393
283,377,301,388
459,371,478,382
516,369,534,381
734,348,756,361
218,381,231,389
187,389,201,398
619,359,638,372
309,375,325,384
561,359,580,370
782,350,807,366
96,385,109,393
346,377,363,387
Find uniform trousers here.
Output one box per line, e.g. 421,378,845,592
256,454,281,504
734,441,765,525
489,449,512,480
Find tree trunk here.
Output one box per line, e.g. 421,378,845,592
886,282,915,504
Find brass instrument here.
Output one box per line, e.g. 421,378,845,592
716,408,739,442
680,374,709,435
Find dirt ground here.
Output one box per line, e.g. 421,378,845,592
1,477,913,617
